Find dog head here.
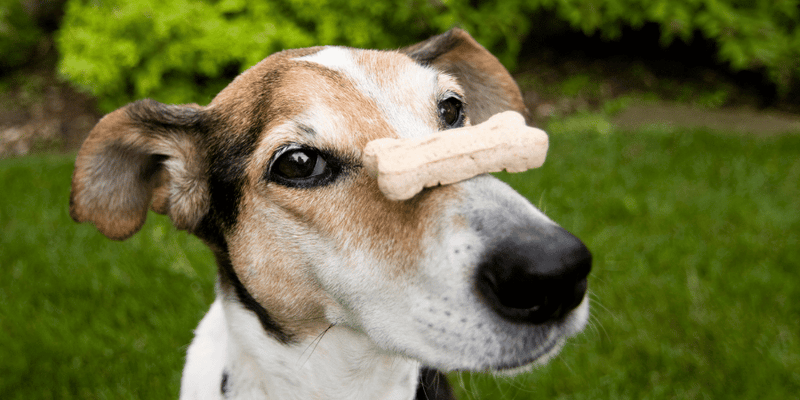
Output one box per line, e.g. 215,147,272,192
70,28,590,372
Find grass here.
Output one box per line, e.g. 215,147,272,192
1,125,799,399
0,156,217,398
456,125,800,399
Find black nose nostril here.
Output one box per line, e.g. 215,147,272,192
476,226,591,324
482,274,548,311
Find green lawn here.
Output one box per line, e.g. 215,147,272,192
1,126,798,399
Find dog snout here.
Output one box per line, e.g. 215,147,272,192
476,225,591,324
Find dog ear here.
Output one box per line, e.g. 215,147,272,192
70,99,210,240
402,28,528,125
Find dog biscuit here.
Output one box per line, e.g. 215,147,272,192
364,111,549,200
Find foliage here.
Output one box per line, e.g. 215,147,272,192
3,127,799,398
57,0,800,111
537,0,800,95
56,0,528,110
0,0,43,70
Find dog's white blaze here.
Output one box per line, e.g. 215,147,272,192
297,47,440,139
296,46,352,71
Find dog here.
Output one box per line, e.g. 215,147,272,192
70,28,591,400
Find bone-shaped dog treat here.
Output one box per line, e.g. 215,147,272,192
363,111,549,201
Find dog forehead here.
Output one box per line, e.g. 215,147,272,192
296,46,426,79
294,46,447,139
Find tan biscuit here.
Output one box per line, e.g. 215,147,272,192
364,111,549,201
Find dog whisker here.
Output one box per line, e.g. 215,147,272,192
296,323,335,368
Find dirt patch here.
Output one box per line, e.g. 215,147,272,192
0,56,100,158
512,31,800,132
613,102,800,135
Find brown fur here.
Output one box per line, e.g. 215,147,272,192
70,104,208,240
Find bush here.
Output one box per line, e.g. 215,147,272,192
536,0,800,95
57,0,800,112
55,0,548,111
0,0,43,70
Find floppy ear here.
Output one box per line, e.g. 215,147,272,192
402,28,528,125
70,99,210,240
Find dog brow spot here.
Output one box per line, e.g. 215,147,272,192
297,124,316,137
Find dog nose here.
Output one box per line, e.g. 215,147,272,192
476,225,591,324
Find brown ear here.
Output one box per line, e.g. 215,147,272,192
402,28,528,125
70,99,210,240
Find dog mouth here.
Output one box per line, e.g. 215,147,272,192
488,334,566,374
487,296,589,373
437,325,568,374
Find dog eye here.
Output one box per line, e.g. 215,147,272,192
269,147,332,187
438,97,464,128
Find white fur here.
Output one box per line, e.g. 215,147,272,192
180,299,420,400
181,300,228,400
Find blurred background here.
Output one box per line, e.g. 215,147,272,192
1,0,798,399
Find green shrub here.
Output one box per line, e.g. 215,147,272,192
0,0,43,70
55,0,545,111
538,0,800,95
57,0,799,112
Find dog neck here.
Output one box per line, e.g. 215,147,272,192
180,298,421,400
